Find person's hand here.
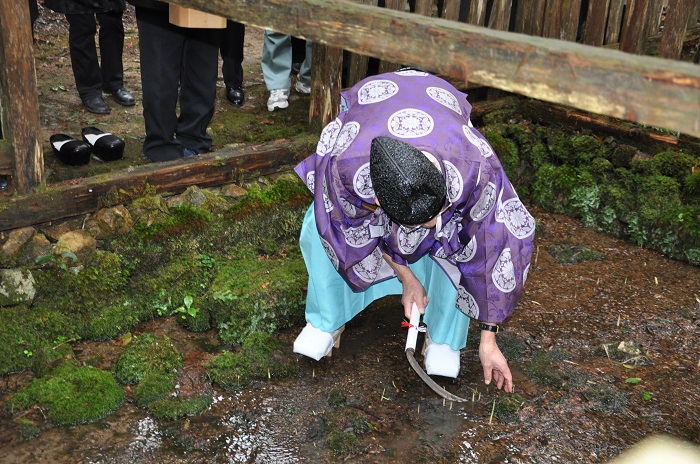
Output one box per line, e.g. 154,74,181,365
479,331,513,393
400,273,429,319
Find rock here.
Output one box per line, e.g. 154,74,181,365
173,185,230,214
127,195,169,227
220,184,247,198
86,205,134,240
0,269,36,306
16,233,53,267
41,218,85,242
1,227,35,260
55,230,97,255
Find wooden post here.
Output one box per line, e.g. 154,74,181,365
658,0,695,60
582,0,611,46
308,42,342,133
0,0,43,194
619,0,650,54
605,0,625,45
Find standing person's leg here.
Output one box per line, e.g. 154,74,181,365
261,30,292,111
65,13,110,113
134,6,185,161
294,40,312,94
221,20,245,106
96,10,134,106
176,28,222,155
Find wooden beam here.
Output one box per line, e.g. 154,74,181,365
0,142,302,232
0,0,43,194
582,0,611,46
620,0,650,54
170,0,700,138
658,0,694,60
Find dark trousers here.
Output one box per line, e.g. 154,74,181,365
220,20,245,89
134,6,222,161
65,11,124,100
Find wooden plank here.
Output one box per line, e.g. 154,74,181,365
170,0,700,138
309,43,342,132
529,0,548,36
413,0,432,17
561,0,583,41
345,0,377,87
646,0,664,35
377,0,404,74
620,0,650,53
658,0,694,59
0,0,43,194
0,142,303,232
488,0,513,31
582,0,611,46
605,0,625,44
467,0,488,26
441,0,461,21
543,0,565,38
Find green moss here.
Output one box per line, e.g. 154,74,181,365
134,204,212,241
494,393,525,424
546,243,605,265
206,332,299,390
148,395,213,420
609,144,637,168
326,429,359,456
210,243,307,344
176,305,212,332
133,372,176,409
525,347,571,389
648,150,699,184
327,388,347,409
570,135,610,164
113,334,183,385
684,171,700,200
8,362,125,425
14,417,42,441
586,383,629,413
228,175,310,218
484,129,520,178
494,332,527,361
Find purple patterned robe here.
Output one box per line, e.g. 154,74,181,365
294,70,535,324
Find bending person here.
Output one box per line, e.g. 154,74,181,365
293,69,535,392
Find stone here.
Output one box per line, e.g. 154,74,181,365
220,184,247,198
86,205,134,240
172,185,230,214
55,230,97,255
127,196,169,227
0,227,35,260
0,269,36,307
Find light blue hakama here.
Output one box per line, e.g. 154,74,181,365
300,207,471,351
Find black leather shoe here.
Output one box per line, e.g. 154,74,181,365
110,88,135,107
50,134,92,165
81,126,125,161
226,86,245,107
82,96,111,114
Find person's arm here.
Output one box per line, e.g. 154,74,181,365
382,253,429,319
478,324,513,393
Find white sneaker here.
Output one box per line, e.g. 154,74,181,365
294,80,311,94
423,332,460,378
267,89,289,111
293,323,345,361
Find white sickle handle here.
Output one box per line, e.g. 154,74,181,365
405,302,420,353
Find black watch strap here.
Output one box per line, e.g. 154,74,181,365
479,322,499,333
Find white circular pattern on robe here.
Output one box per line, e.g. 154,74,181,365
331,121,360,156
397,226,431,254
388,109,434,138
305,171,315,194
394,69,429,77
321,237,339,270
496,197,536,239
462,125,494,158
455,235,477,262
354,247,384,283
322,177,333,212
316,119,342,156
443,160,464,202
426,87,462,115
467,118,474,128
457,286,479,317
470,182,497,221
492,248,516,293
339,196,357,217
353,163,374,199
357,80,399,105
421,150,441,171
436,215,459,240
341,221,373,248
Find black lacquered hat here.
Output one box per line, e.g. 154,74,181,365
370,136,446,225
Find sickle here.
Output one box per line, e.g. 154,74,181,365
405,303,469,403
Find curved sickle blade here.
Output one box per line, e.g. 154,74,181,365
406,348,469,403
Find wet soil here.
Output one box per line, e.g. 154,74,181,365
1,6,700,464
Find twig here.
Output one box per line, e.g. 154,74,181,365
488,399,496,425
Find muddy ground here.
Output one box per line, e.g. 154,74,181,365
0,6,699,464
